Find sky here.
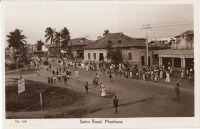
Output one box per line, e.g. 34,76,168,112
2,1,194,45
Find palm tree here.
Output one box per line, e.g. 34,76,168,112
36,40,44,51
60,27,71,56
45,27,55,55
6,29,27,51
54,32,61,56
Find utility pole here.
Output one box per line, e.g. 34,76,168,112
141,24,152,66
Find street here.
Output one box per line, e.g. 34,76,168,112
5,61,194,118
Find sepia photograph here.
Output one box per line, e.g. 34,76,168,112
1,0,200,129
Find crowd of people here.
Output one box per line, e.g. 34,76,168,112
33,56,195,114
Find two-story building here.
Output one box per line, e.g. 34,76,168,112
155,30,194,71
67,38,94,59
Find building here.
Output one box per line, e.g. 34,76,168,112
155,30,194,71
84,32,158,66
67,38,94,58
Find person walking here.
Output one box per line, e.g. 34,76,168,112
173,83,180,101
113,96,119,114
37,69,40,76
52,69,55,77
64,75,68,85
107,84,110,94
130,71,133,79
181,68,184,78
165,71,170,83
75,69,79,78
109,71,112,82
85,81,89,94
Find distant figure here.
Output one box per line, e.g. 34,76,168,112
160,70,163,79
113,96,119,114
130,71,133,79
48,77,50,84
107,84,110,93
49,64,51,70
52,70,55,77
165,71,170,83
109,71,112,82
85,81,89,94
181,68,184,78
173,83,180,101
50,77,53,84
64,75,68,85
37,69,40,76
101,85,106,97
75,69,79,78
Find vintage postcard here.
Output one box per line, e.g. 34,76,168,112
1,0,200,129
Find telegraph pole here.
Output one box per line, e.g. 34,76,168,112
141,24,152,66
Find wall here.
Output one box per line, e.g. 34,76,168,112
173,34,194,50
121,48,141,64
84,49,110,62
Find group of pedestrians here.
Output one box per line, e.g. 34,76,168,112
39,57,194,115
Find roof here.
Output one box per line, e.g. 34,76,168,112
68,38,94,46
149,41,170,49
175,30,194,38
84,33,152,49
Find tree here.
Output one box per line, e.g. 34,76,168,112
45,27,55,54
60,27,71,49
106,43,122,63
36,40,44,51
103,29,110,36
54,31,61,56
6,29,27,51
60,27,71,58
6,29,27,67
97,36,102,40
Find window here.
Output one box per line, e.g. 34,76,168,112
128,53,132,60
93,53,96,60
99,53,104,61
141,56,145,66
88,53,91,60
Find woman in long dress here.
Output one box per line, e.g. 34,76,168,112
101,85,106,97
165,71,170,83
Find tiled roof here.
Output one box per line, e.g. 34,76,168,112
149,41,169,48
68,38,94,46
175,30,194,38
84,33,151,49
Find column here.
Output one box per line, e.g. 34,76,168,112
181,58,186,75
172,57,174,67
159,57,163,67
144,55,147,66
150,51,153,66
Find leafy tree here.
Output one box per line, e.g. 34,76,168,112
103,29,110,36
97,36,102,39
106,43,122,63
6,29,27,51
60,27,71,49
36,40,44,51
45,27,55,54
54,32,61,56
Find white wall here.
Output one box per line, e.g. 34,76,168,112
84,49,110,62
